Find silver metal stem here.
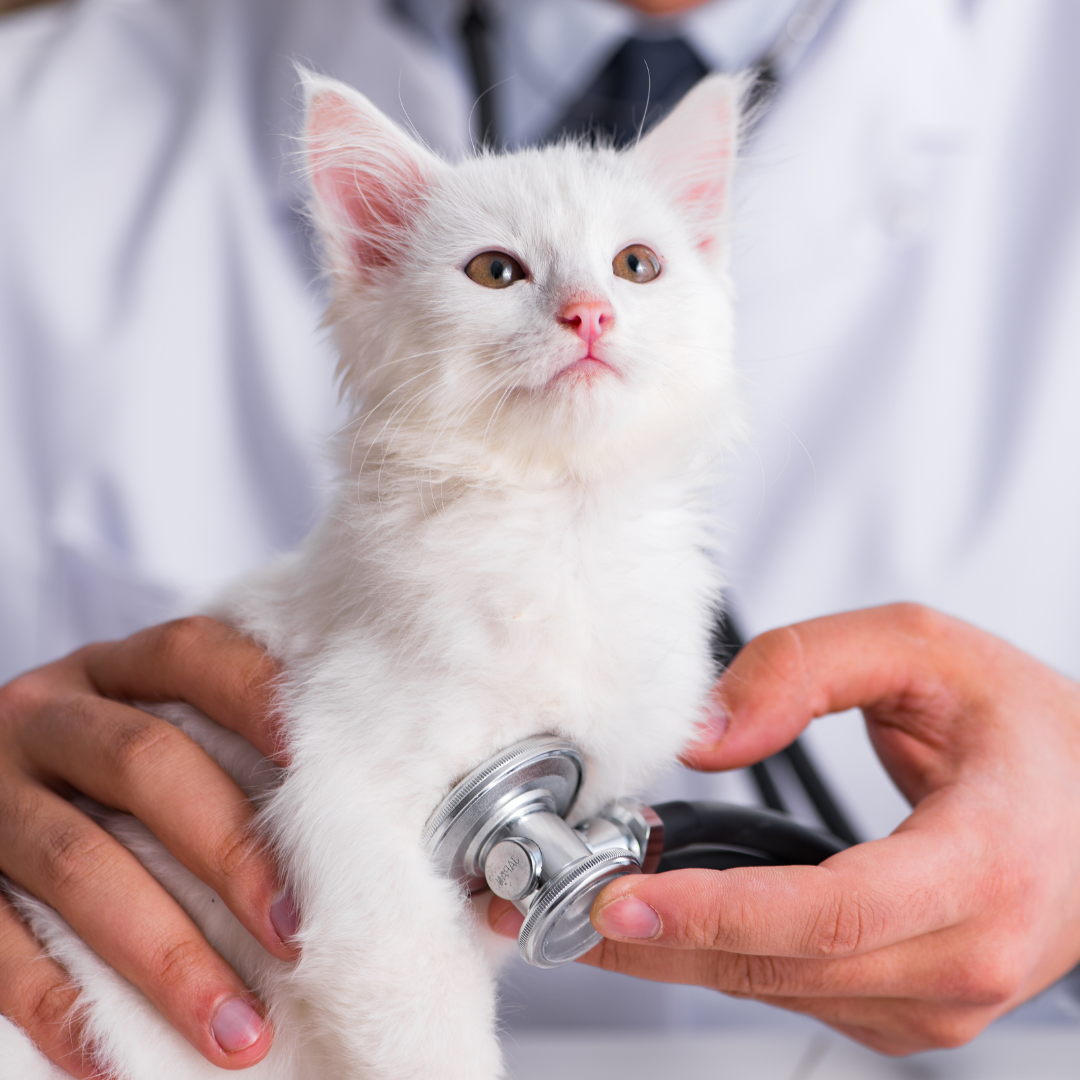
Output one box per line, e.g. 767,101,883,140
423,737,662,968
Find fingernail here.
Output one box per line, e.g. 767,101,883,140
270,890,300,944
492,907,524,939
212,997,265,1053
594,896,661,939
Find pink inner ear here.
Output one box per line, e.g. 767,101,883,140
307,94,427,273
635,81,737,260
680,174,726,256
679,111,732,254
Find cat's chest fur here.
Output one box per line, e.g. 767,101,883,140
244,469,719,835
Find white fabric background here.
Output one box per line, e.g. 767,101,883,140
1,0,1079,1037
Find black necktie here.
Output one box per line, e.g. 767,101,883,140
548,36,709,148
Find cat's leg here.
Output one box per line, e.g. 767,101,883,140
282,818,504,1080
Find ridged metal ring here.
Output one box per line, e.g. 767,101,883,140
422,735,584,888
518,847,641,968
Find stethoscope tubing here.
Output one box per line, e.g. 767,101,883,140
652,799,849,875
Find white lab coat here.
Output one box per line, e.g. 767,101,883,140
0,0,472,673
1,0,1079,1033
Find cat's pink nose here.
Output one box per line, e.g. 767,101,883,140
558,300,614,345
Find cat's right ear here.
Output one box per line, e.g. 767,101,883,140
630,73,745,265
301,70,444,280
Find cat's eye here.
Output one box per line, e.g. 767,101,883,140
613,244,661,284
464,251,526,289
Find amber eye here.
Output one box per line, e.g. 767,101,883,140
464,251,526,289
613,244,661,284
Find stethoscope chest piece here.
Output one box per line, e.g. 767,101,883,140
422,735,660,968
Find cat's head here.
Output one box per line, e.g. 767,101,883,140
303,70,742,481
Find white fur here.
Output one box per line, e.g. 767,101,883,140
0,72,744,1079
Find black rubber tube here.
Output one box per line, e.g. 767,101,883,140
782,741,861,845
711,607,861,845
652,800,848,870
657,846,780,873
749,760,788,813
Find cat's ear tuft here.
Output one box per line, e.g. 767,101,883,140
301,69,444,279
630,74,745,264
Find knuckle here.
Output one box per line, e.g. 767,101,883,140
908,1008,988,1050
0,672,53,729
674,893,726,951
727,953,787,997
745,626,805,681
804,891,871,957
149,934,207,993
37,820,112,895
230,659,279,731
24,977,80,1036
888,601,945,641
209,824,260,882
154,616,218,668
106,714,177,778
947,953,1024,1007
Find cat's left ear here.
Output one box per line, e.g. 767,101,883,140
301,69,446,280
630,74,744,264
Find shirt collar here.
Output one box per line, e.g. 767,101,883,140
392,0,810,146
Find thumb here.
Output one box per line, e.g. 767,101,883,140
681,605,937,772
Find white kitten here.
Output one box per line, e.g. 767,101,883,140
1,71,743,1079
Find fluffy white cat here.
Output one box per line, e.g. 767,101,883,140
1,70,743,1079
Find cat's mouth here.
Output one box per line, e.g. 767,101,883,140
549,351,619,386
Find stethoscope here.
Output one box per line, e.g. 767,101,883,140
425,734,850,968
428,0,856,970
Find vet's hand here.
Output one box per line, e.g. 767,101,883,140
490,605,1080,1053
0,617,295,1076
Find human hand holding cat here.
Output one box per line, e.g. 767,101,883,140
0,617,293,1076
576,604,1080,1052
490,603,1080,1052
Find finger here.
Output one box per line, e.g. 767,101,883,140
737,993,997,1055
583,917,1026,1007
590,814,988,959
18,694,297,961
580,936,1001,1054
487,896,523,938
501,872,990,1005
0,780,274,1069
681,603,966,772
0,893,102,1079
81,618,286,763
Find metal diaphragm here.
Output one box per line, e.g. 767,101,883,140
517,847,641,967
421,736,585,892
422,735,653,968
